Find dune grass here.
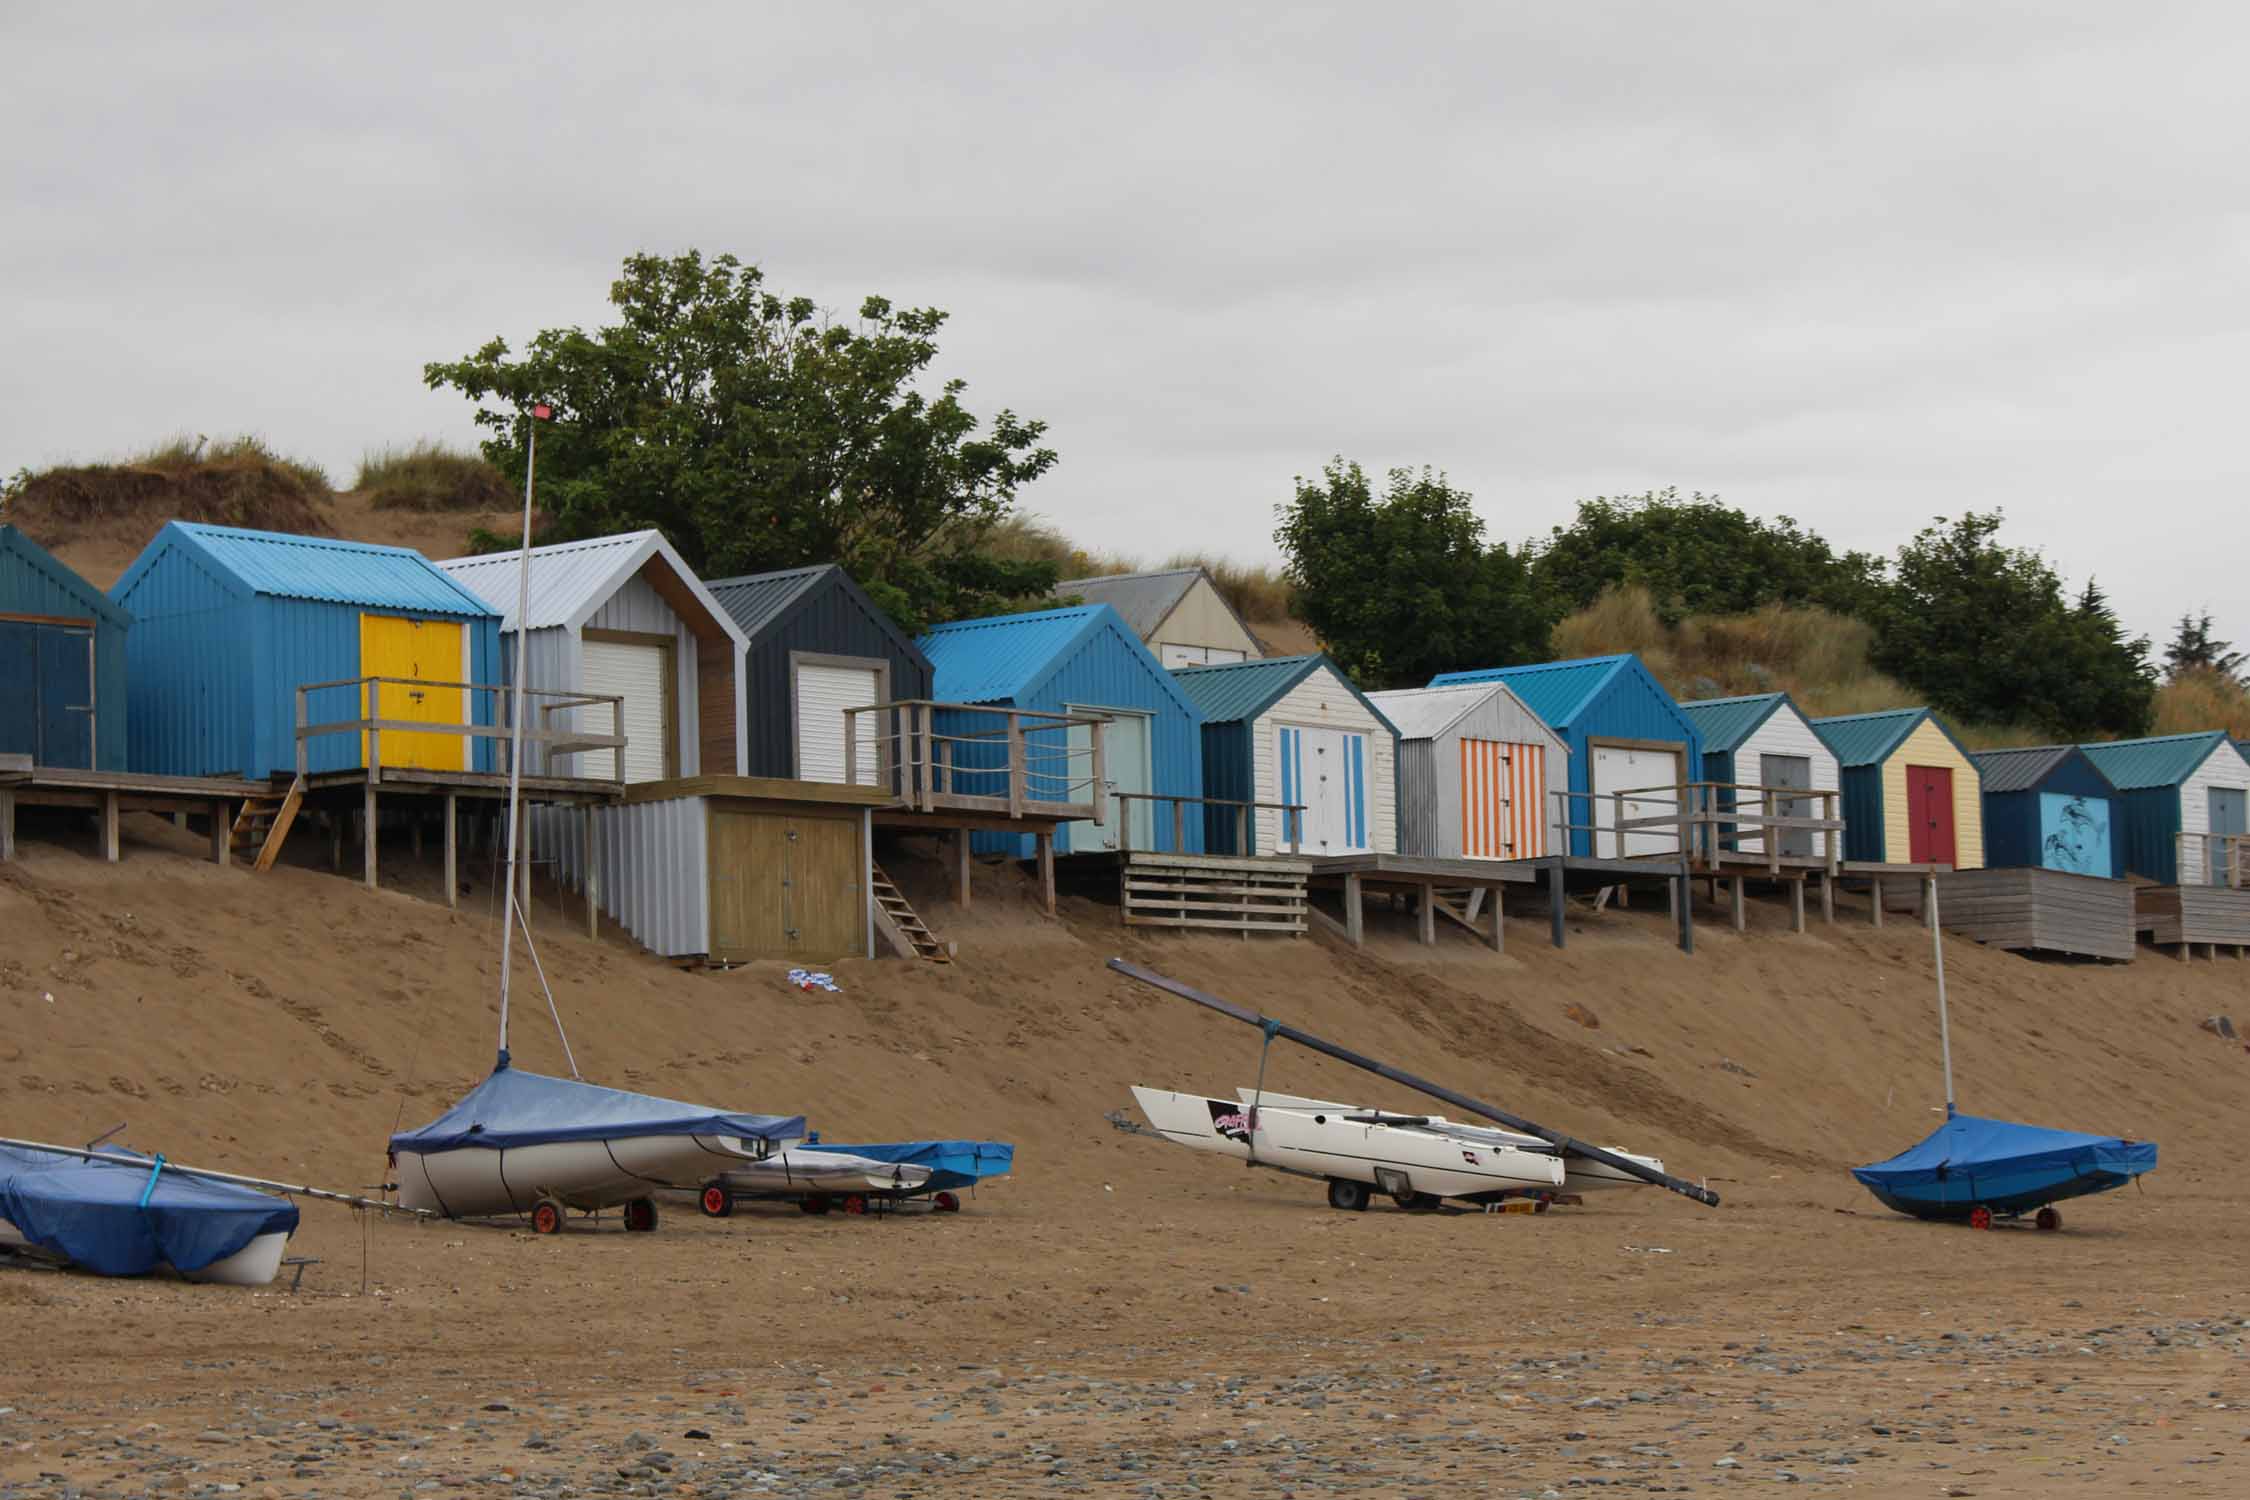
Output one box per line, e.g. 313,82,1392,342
2150,667,2250,740
3,434,334,539
353,441,513,512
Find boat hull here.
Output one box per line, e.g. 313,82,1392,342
1133,1087,1564,1202
1859,1163,2151,1221
395,1132,784,1218
1235,1089,1664,1193
2,1218,290,1286
717,1151,934,1198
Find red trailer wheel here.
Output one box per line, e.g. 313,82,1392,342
701,1183,734,1218
933,1191,961,1213
841,1194,868,1216
1967,1205,1994,1231
530,1199,563,1236
800,1194,831,1215
2034,1206,2061,1232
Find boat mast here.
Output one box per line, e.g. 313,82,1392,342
1929,877,1956,1118
495,404,546,1067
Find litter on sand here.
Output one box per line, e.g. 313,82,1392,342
788,969,842,992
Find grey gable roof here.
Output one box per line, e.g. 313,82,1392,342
704,563,931,672
1053,568,1202,639
1970,745,2074,795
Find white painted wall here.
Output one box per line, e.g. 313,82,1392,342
1248,666,1397,855
2178,739,2250,882
1732,703,1842,858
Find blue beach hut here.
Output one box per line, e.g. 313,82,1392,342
917,604,1205,856
1970,746,2123,878
0,525,131,771
1429,654,1701,857
2081,732,2250,886
110,523,503,780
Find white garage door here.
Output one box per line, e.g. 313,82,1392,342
796,664,880,784
581,639,670,783
1589,743,1682,857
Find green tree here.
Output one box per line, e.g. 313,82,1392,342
1867,513,2152,737
1275,459,1553,689
1535,488,1883,624
424,250,1059,629
2161,611,2245,684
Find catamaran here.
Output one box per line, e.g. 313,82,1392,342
1234,1089,1665,1193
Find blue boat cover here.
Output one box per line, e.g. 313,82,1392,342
0,1144,298,1277
807,1140,1015,1193
1852,1112,2157,1217
388,1062,805,1155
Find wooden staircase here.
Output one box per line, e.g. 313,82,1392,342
230,775,306,871
871,864,952,962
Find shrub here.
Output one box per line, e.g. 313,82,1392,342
354,441,513,511
3,434,333,543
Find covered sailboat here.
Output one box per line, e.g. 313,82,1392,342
0,1142,297,1285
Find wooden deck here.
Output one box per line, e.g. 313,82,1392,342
1120,852,1311,936
2134,884,2250,959
0,756,266,864
1938,868,2135,962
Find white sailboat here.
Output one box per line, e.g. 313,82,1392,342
385,405,801,1234
1235,1089,1665,1193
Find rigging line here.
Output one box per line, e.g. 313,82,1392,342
511,895,580,1079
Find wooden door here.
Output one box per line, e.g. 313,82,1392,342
1760,753,1814,858
1460,738,1545,859
1905,764,1956,865
358,614,466,771
1281,725,1369,855
708,808,788,959
783,812,865,959
2208,787,2246,886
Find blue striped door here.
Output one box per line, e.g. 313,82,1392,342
1278,726,1368,854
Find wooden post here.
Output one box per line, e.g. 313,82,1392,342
331,812,344,872
1235,805,1249,858
1610,790,1624,860
100,790,120,862
1870,875,1884,928
1172,799,1186,856
1087,718,1106,829
367,678,381,783
1677,862,1695,955
442,792,458,910
1789,876,1805,933
210,800,230,867
1488,882,1505,954
295,685,309,777
0,788,15,862
1765,788,1779,876
1006,713,1024,819
1824,791,1840,881
1343,872,1364,947
1820,871,1835,925
1548,860,1566,949
363,783,377,890
953,827,972,909
583,804,599,939
1417,882,1436,945
1036,830,1055,916
1731,877,1746,932
844,709,859,788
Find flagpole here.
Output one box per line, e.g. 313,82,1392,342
496,402,550,1067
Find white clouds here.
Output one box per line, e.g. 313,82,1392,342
2,1,2243,641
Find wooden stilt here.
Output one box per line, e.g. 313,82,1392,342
583,804,599,939
172,810,188,831
1548,861,1566,949
1036,831,1055,917
1789,876,1806,933
953,828,971,909
100,790,119,863
1730,877,1746,932
1820,872,1835,925
363,783,377,890
1343,872,1365,947
1870,876,1884,928
210,800,229,867
0,788,15,862
1488,883,1505,954
442,792,458,910
1417,882,1436,945
1677,867,1694,954
331,813,344,873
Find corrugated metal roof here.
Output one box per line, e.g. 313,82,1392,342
1054,569,1201,638
169,522,494,616
1428,654,1630,729
1970,745,2074,795
2081,730,2234,790
918,605,1113,703
1678,692,1789,753
1169,655,1323,723
1366,683,1491,740
705,565,833,640
1,524,131,627
438,530,742,644
1811,707,1936,768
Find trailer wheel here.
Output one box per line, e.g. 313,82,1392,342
933,1191,961,1213
2034,1206,2061,1232
1967,1205,1994,1231
700,1182,735,1218
800,1194,832,1216
530,1197,564,1236
623,1197,660,1233
1402,1192,1444,1213
1326,1178,1371,1212
841,1194,869,1217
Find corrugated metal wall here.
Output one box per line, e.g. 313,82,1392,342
1838,765,1887,861
1394,739,1439,855
1982,756,2121,875
2,538,129,770
538,796,710,957
586,572,705,778
254,597,500,779
1556,669,1701,857
1199,721,1253,852
744,575,931,778
2114,784,2184,883
113,542,253,776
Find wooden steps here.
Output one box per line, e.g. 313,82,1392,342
230,775,306,872
872,864,952,962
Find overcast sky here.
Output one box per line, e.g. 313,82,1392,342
4,3,2241,646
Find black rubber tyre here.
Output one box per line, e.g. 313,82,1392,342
530,1198,564,1236
623,1197,659,1233
800,1194,832,1216
933,1191,961,1213
2034,1206,2062,1232
1402,1192,1444,1213
700,1182,734,1219
1326,1178,1371,1212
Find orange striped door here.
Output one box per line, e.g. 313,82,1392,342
1460,739,1545,859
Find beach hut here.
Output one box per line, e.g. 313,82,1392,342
703,564,933,784
439,531,748,782
1971,746,2123,877
1169,654,1398,857
1811,708,1984,869
2081,732,2250,886
917,604,1205,856
1054,567,1264,666
1365,682,1569,861
1428,655,1701,858
1678,692,1841,860
110,523,502,780
1,525,129,771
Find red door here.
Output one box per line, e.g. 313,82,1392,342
1906,764,1956,865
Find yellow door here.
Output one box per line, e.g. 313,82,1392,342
359,614,466,771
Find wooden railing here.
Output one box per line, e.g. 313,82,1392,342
842,700,1109,821
295,677,626,782
1552,781,1844,876
1113,792,1308,856
2177,830,2250,888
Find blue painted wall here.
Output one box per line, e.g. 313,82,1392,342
1982,754,2122,876
1837,765,1888,862
2112,784,2185,885
1553,663,1703,856
0,527,129,770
